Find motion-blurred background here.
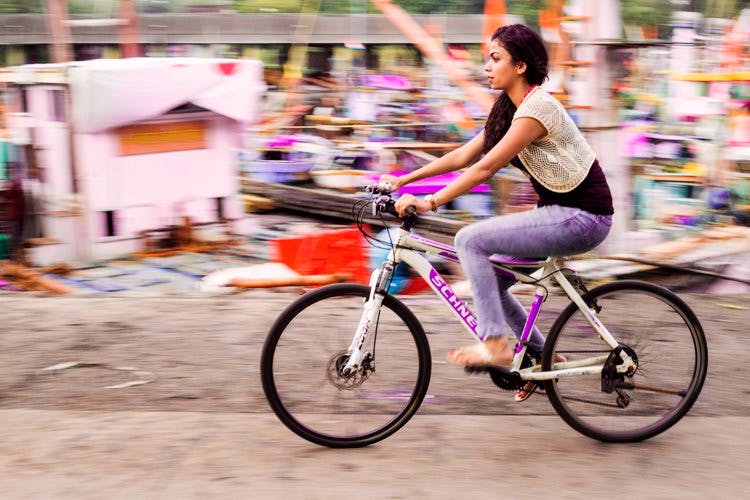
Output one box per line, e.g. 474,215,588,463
1,1,748,294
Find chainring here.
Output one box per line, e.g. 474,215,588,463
490,351,537,391
464,351,536,391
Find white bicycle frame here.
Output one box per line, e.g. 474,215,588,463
343,226,637,381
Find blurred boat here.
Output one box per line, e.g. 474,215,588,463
237,134,332,184
309,145,391,191
310,169,369,191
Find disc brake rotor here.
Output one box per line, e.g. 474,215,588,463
325,349,374,390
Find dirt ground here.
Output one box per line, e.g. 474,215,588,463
1,290,748,415
1,290,749,499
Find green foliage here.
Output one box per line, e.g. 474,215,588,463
506,0,545,30
5,0,748,19
0,0,44,13
231,0,544,22
68,0,118,15
234,0,304,13
621,0,676,27
234,0,483,15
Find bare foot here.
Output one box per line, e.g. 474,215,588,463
447,337,515,368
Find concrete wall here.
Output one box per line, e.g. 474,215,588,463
0,13,497,46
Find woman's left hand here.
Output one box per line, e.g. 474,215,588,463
394,194,431,216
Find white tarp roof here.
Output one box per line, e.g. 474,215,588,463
67,57,266,132
1,58,266,133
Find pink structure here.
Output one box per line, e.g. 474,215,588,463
0,58,265,265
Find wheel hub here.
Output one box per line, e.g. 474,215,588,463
326,350,374,390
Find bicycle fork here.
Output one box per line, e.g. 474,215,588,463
341,261,395,374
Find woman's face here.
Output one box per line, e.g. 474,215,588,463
484,40,524,90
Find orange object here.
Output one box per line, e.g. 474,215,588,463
230,274,349,288
0,262,72,295
117,120,207,156
396,276,431,295
270,227,370,284
369,0,495,114
482,0,507,55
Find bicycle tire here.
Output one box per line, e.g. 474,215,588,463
261,283,431,448
542,280,708,443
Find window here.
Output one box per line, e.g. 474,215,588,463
49,89,65,122
20,87,28,113
102,210,117,237
215,197,225,221
4,86,22,114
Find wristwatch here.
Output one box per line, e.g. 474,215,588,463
424,194,439,213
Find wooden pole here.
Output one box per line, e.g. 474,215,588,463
369,0,496,114
0,262,73,294
45,0,73,63
481,0,506,56
119,0,140,58
230,274,350,289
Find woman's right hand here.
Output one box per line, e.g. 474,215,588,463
394,193,431,216
377,174,403,191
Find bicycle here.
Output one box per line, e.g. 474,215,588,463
260,184,708,448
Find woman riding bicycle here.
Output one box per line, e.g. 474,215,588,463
381,24,614,401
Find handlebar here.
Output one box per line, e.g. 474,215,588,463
364,183,393,196
363,184,418,223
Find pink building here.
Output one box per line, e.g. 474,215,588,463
0,58,265,265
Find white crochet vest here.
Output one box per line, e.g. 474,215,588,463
512,87,595,193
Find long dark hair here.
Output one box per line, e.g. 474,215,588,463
483,24,549,155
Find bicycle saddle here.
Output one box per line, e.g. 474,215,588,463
490,254,547,266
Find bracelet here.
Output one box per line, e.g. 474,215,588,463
424,194,439,212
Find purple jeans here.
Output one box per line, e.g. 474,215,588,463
455,205,612,352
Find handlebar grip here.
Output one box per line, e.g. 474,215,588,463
406,205,417,215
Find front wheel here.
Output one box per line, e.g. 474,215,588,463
542,280,708,442
260,283,431,448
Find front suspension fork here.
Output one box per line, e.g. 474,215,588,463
342,261,395,373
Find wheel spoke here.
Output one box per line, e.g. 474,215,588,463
543,281,707,442
261,284,431,447
628,383,688,397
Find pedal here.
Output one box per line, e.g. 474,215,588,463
463,365,515,377
464,365,492,375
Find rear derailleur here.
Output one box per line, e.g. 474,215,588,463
601,345,639,408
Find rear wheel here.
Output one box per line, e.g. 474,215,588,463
542,280,708,442
261,284,431,448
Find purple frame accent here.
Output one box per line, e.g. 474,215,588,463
410,234,454,252
437,250,460,261
428,268,482,340
409,234,548,344
490,255,545,266
516,293,545,354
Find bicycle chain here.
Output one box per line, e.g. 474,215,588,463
560,395,625,409
486,350,628,408
552,350,628,409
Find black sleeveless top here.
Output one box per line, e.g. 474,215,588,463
512,158,614,216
